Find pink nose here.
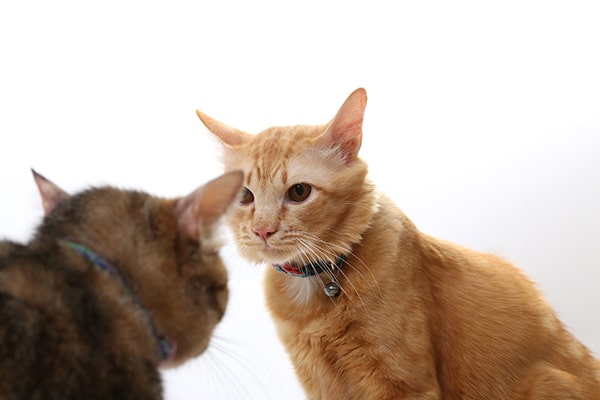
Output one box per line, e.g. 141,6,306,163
252,227,277,242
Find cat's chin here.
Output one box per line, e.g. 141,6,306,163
258,250,292,265
238,245,288,265
240,240,320,265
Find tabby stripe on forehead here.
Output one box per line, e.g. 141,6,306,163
281,166,287,185
255,165,263,184
255,163,285,185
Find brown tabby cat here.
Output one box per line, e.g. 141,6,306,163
0,170,243,399
197,89,600,399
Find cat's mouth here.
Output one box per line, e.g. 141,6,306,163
250,242,303,265
242,234,310,265
258,246,293,264
260,248,324,268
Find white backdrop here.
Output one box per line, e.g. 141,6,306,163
1,2,599,399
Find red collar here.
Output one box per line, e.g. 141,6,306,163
273,255,346,277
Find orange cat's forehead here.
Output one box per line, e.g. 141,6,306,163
250,126,321,155
233,125,325,186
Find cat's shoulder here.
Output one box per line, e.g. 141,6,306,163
372,193,419,236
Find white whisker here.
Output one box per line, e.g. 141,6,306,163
292,235,370,308
202,336,272,400
308,233,382,298
294,240,334,297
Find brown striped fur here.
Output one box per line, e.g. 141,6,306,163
198,88,600,399
0,170,242,399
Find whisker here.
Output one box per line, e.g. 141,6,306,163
293,237,369,307
293,233,380,308
203,350,236,399
205,336,272,400
291,242,326,294
309,233,382,297
294,240,334,296
170,348,236,400
236,227,381,307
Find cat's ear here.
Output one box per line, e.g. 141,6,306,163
196,110,253,147
174,170,244,241
31,169,70,216
318,88,367,163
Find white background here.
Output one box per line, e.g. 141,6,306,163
1,1,599,399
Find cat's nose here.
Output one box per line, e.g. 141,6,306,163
252,226,277,242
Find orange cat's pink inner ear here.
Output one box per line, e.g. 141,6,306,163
319,88,367,163
174,171,244,241
31,169,70,216
196,110,252,147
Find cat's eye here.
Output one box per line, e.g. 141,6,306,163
240,187,254,204
287,183,312,203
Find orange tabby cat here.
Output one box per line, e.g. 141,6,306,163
197,89,600,399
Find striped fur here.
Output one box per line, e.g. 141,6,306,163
0,171,242,399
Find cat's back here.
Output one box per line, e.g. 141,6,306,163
366,198,599,397
0,242,161,399
0,240,79,308
419,233,564,336
416,232,600,397
0,242,56,312
0,244,82,397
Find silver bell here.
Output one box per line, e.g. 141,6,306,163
323,281,341,298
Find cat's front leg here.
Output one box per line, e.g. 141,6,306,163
297,344,442,400
353,379,441,400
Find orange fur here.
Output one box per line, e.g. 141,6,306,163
198,89,600,399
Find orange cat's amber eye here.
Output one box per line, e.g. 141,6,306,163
240,187,255,204
287,183,312,203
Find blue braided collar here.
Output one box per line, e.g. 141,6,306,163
65,241,176,363
274,255,346,278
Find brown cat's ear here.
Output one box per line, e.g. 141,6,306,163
196,110,253,147
318,88,367,163
174,170,244,241
31,169,70,216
